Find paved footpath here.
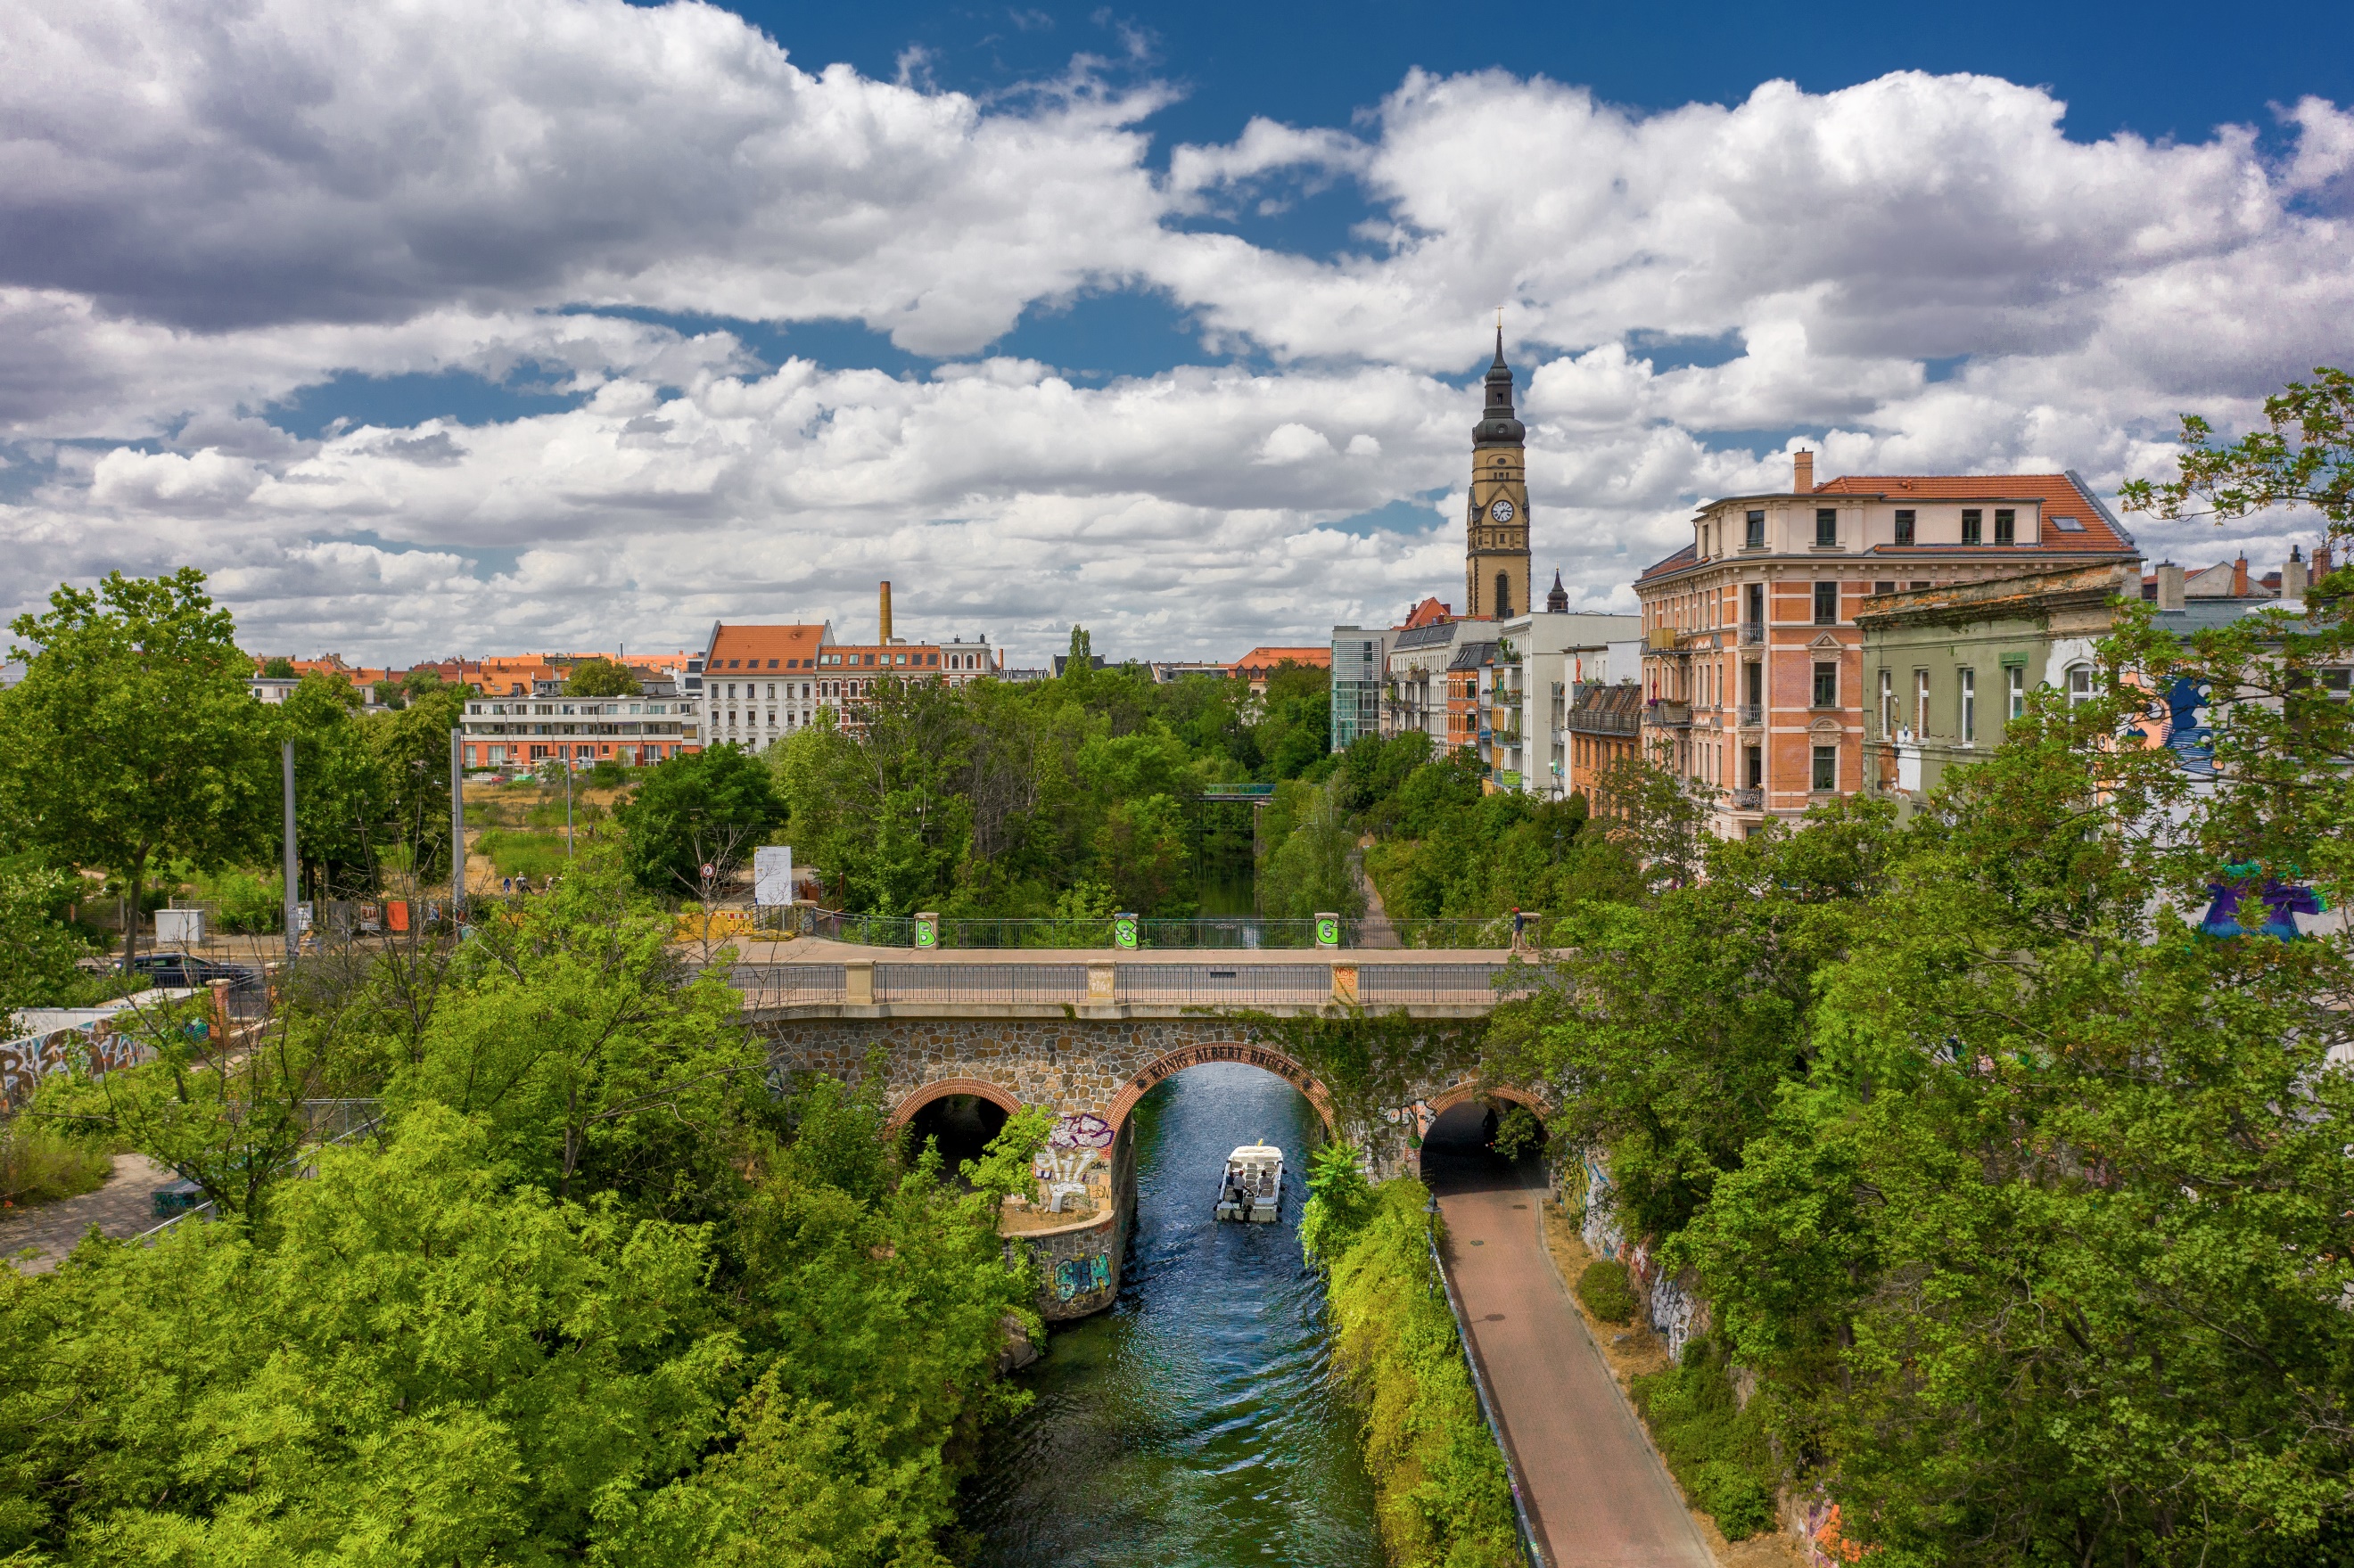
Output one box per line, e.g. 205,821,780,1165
1426,1130,1715,1568
0,1154,178,1276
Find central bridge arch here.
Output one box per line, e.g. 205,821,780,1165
1105,1040,1336,1135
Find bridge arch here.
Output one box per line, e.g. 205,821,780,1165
889,1076,1025,1127
1105,1040,1338,1134
1426,1080,1552,1122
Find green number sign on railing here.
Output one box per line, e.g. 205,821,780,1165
1113,913,1140,950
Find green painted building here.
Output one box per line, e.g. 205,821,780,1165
1856,562,2138,813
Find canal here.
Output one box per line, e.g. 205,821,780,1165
958,1062,1384,1567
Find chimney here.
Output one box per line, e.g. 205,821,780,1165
2283,546,2309,602
2155,561,2185,612
1793,450,1814,494
879,580,893,644
2232,554,2249,598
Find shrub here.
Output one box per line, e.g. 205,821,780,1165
473,830,572,883
1630,1337,1779,1541
0,1121,113,1206
1324,1178,1520,1568
1577,1258,1636,1323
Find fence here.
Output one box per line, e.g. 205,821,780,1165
1114,963,1332,1009
136,1098,387,1244
753,907,1386,949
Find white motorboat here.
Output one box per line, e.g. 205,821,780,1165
1215,1141,1283,1223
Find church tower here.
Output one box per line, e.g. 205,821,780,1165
1467,325,1532,620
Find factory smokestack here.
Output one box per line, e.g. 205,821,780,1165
879,580,893,644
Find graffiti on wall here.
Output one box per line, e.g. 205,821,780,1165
1049,1112,1113,1150
0,1025,154,1112
1052,1252,1112,1301
1383,1100,1435,1148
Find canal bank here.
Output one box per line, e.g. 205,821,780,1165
959,1063,1384,1567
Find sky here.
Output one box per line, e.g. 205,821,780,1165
4,0,2353,666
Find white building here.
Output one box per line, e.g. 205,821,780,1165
1486,609,1642,796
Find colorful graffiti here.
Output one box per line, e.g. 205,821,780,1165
1053,1252,1113,1301
1383,1099,1435,1148
0,1025,155,1112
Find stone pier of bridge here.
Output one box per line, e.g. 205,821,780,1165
733,941,1546,1318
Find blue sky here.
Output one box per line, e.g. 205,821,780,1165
4,0,2351,661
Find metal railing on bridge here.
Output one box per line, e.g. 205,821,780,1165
767,907,1365,950
728,958,1547,1011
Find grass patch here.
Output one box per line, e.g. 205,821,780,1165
1321,1177,1521,1568
0,1122,113,1207
1629,1335,1778,1540
473,831,572,883
1576,1257,1635,1323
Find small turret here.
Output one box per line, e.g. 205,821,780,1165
1546,570,1569,613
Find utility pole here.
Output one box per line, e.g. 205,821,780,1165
449,727,465,926
282,740,299,962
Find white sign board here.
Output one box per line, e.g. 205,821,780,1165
753,847,795,907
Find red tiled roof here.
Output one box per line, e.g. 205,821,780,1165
1397,596,1452,630
1230,646,1332,669
1812,472,2136,552
707,624,828,672
1637,542,1698,582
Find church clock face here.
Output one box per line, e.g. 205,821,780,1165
1488,497,1516,524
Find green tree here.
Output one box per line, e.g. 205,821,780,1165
259,654,296,677
616,746,783,899
567,656,643,697
0,865,93,1022
2119,365,2354,549
280,669,393,898
1257,776,1366,921
0,570,276,971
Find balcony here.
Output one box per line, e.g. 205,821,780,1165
1736,703,1763,727
1566,707,1640,737
1741,622,1764,644
1645,700,1692,728
1730,787,1764,810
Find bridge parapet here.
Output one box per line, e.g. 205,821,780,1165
730,956,1533,1018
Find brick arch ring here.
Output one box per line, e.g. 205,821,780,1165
1105,1041,1338,1134
1424,1080,1552,1122
888,1076,1025,1127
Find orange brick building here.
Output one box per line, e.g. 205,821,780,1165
1636,454,2137,838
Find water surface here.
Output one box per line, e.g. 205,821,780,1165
959,1063,1382,1567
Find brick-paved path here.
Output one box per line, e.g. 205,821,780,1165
1425,1126,1714,1568
0,1154,179,1276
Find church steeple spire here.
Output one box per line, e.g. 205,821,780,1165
1466,319,1531,621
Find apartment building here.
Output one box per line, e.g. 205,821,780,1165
703,613,1005,753
1636,452,2138,838
1486,605,1642,795
1387,620,1477,746
1329,627,1394,751
1563,683,1645,805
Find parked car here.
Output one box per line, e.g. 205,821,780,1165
129,953,261,989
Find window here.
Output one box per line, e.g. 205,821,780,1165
1994,509,2016,546
2008,665,2026,720
1914,670,1930,734
1745,509,1765,548
1960,669,1976,742
2067,665,2093,706
1880,669,1896,737
1814,581,1839,624
1894,509,1915,546
1812,745,1838,792
1873,580,1896,595
1745,582,1764,626
1744,744,1762,789
1961,508,1983,546
1815,507,1837,547
1744,661,1762,706
765,684,775,698
1813,661,1838,708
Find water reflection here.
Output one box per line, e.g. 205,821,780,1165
959,1063,1381,1567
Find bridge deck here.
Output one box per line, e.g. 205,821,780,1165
723,941,1537,1019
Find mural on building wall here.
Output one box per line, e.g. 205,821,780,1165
1052,1252,1112,1301
2198,861,2325,941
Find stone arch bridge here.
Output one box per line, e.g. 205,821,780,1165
735,947,1549,1318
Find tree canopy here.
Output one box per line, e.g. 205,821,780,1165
566,656,642,697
